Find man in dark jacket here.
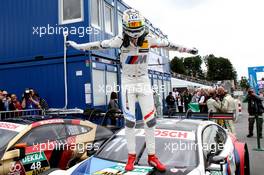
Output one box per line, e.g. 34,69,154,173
166,92,176,113
183,89,192,112
245,88,264,138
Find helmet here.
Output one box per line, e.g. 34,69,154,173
122,9,146,38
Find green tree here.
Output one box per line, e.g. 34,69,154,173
183,55,204,79
205,54,237,81
170,57,185,74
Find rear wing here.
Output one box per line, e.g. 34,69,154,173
166,109,234,120
45,108,84,115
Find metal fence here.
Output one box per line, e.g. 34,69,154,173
167,108,234,120
0,109,44,121
172,72,213,86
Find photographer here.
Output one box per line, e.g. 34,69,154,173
21,89,41,109
244,88,264,138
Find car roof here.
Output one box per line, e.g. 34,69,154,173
0,121,27,132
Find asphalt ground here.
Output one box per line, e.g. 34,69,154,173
234,103,264,175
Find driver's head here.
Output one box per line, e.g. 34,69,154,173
122,9,145,38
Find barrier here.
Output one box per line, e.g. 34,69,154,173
0,108,86,122
238,102,242,115
167,108,234,120
0,109,44,121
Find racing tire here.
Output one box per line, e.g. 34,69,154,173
244,144,250,175
39,168,60,175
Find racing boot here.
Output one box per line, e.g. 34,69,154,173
148,154,166,172
125,154,136,171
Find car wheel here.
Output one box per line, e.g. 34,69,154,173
244,144,250,175
39,168,60,175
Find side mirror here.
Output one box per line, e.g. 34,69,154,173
13,143,27,161
209,155,226,164
206,155,226,173
87,149,96,157
86,141,103,157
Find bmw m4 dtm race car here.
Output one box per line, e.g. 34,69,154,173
0,118,113,175
46,118,250,175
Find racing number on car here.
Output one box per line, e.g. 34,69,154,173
30,162,42,171
21,152,50,175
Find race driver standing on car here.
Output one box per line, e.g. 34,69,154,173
67,9,198,171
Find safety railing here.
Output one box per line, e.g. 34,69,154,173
172,72,212,86
0,109,44,121
166,109,234,120
165,108,235,133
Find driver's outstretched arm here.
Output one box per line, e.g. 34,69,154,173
167,42,198,55
67,36,122,51
149,36,198,55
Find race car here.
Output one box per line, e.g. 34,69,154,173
0,118,113,175
45,118,250,175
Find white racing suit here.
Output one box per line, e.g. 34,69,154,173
68,34,195,155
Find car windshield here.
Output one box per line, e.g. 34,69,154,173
0,129,18,158
97,128,198,167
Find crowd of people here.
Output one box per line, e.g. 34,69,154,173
166,87,236,114
0,88,48,112
166,87,264,138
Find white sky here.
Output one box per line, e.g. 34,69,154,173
123,0,264,79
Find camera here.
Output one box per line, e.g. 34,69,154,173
23,89,31,100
